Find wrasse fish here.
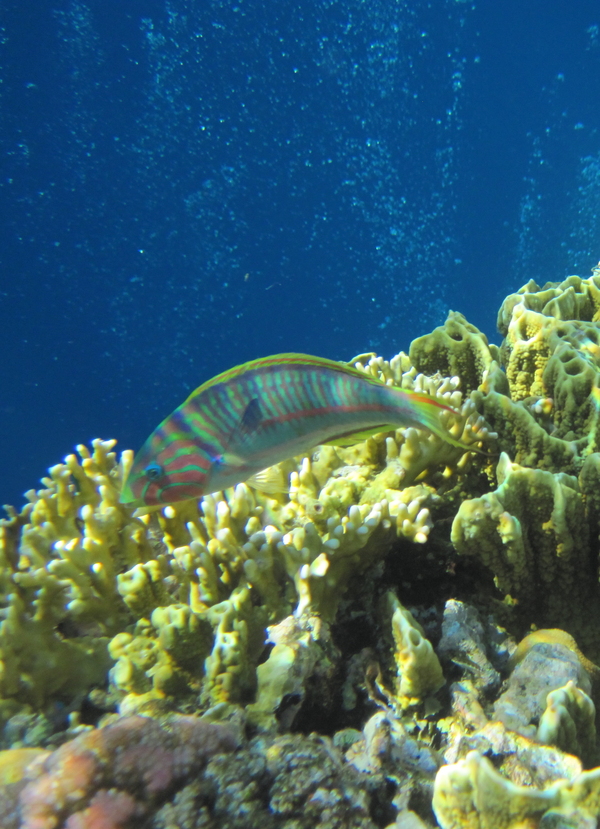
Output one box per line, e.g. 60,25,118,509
120,353,473,508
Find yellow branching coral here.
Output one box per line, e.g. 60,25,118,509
0,440,143,717
107,428,456,713
12,440,148,633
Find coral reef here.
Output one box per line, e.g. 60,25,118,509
0,349,490,728
6,269,600,825
508,628,600,679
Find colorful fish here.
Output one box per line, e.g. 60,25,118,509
120,353,473,508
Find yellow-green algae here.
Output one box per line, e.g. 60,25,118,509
5,270,600,826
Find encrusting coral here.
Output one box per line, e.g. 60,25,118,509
409,310,500,394
451,451,600,640
472,268,600,473
6,268,600,825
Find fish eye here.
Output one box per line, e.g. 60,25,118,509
144,462,164,482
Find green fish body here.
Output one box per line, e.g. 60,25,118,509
120,353,468,508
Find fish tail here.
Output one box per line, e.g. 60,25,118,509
391,387,475,451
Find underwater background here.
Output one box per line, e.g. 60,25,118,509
1,0,600,508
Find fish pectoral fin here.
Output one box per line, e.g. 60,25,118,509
226,397,264,452
322,424,394,446
246,465,288,494
240,397,263,433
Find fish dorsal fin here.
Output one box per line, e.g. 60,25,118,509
345,352,377,367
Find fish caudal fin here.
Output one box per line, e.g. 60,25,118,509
399,389,478,452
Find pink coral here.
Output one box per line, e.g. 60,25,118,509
20,750,99,829
64,790,141,829
18,714,238,829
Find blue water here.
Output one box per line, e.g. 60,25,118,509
1,0,600,508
